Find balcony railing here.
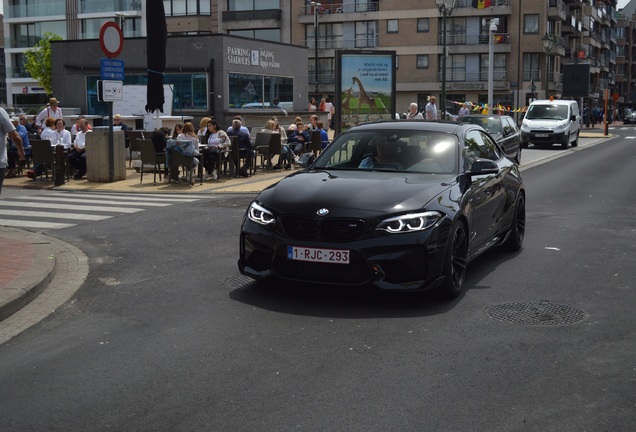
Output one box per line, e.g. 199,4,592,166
305,36,378,50
299,2,378,15
439,33,510,46
7,1,65,18
6,67,31,79
523,70,541,81
437,70,509,82
307,70,336,85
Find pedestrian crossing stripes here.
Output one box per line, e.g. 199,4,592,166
0,192,204,231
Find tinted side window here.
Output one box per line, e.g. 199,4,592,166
464,130,500,168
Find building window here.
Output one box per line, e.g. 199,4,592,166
163,0,211,16
81,18,141,39
80,0,143,13
387,19,398,34
523,53,540,81
228,0,280,10
416,55,429,69
355,0,379,12
228,29,280,42
523,14,539,34
355,21,377,48
11,21,67,48
417,18,429,33
307,23,343,50
480,53,507,81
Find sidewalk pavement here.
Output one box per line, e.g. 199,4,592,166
0,124,618,330
0,228,56,323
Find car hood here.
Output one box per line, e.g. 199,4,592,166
523,118,568,129
256,170,455,217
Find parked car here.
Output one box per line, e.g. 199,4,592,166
520,99,580,149
459,114,522,163
239,120,525,299
623,108,636,125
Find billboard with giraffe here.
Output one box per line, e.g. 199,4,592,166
335,50,396,135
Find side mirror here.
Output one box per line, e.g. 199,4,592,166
466,158,499,178
570,114,576,122
503,126,510,136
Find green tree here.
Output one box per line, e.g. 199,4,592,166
23,32,63,96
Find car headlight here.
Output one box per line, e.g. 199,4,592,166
248,201,276,225
376,211,443,234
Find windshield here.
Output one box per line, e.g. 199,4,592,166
526,104,569,120
461,117,502,135
314,130,459,174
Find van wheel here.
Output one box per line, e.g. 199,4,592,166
571,131,579,147
562,133,569,149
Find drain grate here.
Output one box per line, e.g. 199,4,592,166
192,196,255,209
485,301,588,326
225,274,256,289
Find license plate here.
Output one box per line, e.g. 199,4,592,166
535,133,549,138
287,246,350,264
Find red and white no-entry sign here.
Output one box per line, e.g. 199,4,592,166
99,21,124,58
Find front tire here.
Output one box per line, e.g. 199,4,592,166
442,222,468,298
562,133,569,149
571,131,579,147
503,194,525,252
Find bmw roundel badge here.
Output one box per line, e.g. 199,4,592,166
317,208,329,216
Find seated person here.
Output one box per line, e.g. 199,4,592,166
358,135,402,169
67,118,91,179
316,121,329,149
287,122,311,156
226,119,253,177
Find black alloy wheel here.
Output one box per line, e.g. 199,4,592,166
503,194,526,252
443,222,468,298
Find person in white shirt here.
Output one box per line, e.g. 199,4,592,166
406,103,424,119
68,118,91,179
425,96,438,120
52,118,72,148
39,117,56,141
35,97,63,127
70,115,93,136
458,103,470,117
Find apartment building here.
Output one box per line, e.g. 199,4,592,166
4,0,625,114
2,0,146,107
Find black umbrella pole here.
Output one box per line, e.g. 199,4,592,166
109,102,115,182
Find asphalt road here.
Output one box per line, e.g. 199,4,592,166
1,132,635,431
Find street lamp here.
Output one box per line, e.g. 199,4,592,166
542,32,556,99
311,1,321,96
436,0,456,119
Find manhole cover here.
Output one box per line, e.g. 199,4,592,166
485,301,588,326
225,274,256,289
192,196,254,209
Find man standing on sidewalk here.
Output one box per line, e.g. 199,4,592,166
0,108,25,194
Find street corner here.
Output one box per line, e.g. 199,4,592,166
0,228,57,322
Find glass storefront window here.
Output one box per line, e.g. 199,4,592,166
228,73,293,108
86,74,209,116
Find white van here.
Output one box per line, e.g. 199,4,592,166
520,99,580,149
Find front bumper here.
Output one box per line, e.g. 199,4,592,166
521,131,566,144
238,219,450,291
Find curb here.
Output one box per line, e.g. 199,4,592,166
0,230,57,322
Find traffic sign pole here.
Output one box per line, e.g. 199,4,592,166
99,21,124,183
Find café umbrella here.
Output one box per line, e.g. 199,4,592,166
145,1,167,113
